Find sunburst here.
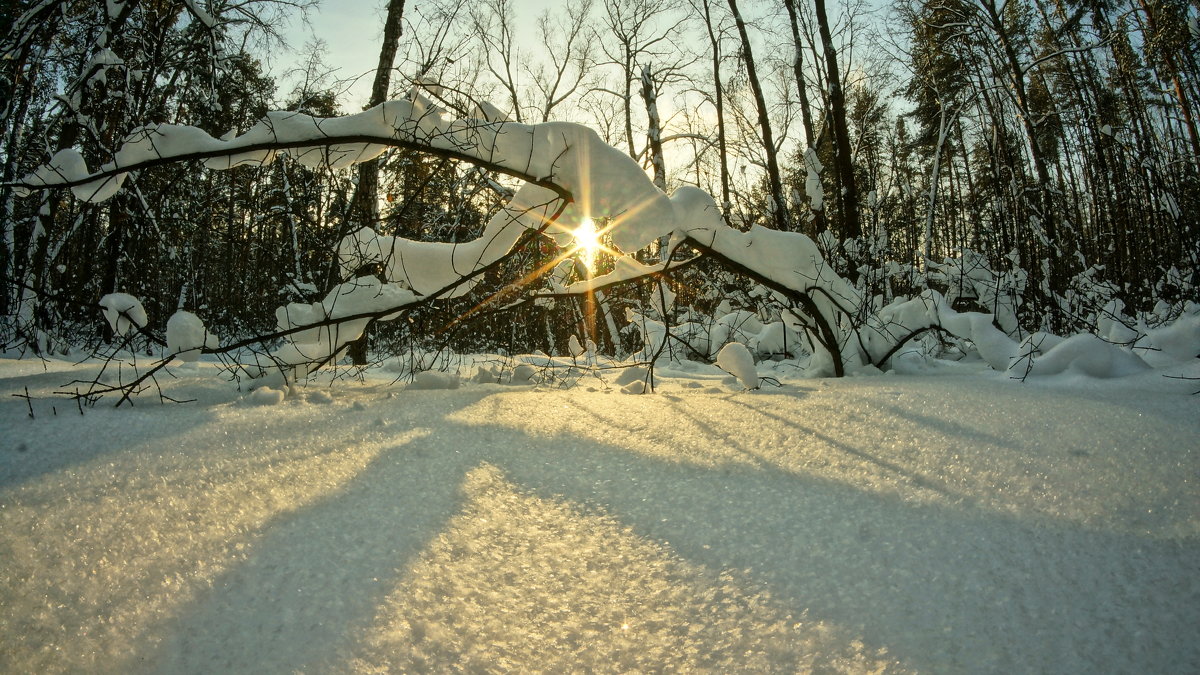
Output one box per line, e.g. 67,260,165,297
573,218,603,271
435,157,660,340
567,216,624,274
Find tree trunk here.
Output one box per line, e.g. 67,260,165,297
347,0,406,366
700,0,731,218
727,0,787,231
813,0,862,249
782,0,816,150
980,0,1064,319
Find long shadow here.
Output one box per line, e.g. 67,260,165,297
492,423,1199,673
565,397,771,470
721,396,979,505
136,390,509,674
873,400,1016,450
137,389,1199,674
0,381,217,490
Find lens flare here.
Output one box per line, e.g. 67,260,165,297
574,218,602,270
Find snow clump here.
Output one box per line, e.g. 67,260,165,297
248,386,285,405
717,342,759,389
508,364,538,385
568,335,586,358
166,310,218,362
98,293,147,336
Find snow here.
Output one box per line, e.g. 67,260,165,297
20,97,684,263
1008,333,1151,379
612,365,649,387
406,370,460,390
508,363,538,385
804,147,825,212
1145,310,1200,361
568,334,586,358
268,276,418,379
716,341,758,389
98,293,148,336
1,355,1197,673
180,0,218,29
165,311,218,362
248,385,286,405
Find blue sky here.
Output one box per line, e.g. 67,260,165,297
278,0,563,109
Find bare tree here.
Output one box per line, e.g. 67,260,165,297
470,0,525,122
592,0,690,158
529,0,597,123
691,0,734,213
813,0,863,247
725,0,792,232
346,0,407,365
781,0,819,150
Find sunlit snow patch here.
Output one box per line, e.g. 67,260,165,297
350,464,900,672
716,342,759,389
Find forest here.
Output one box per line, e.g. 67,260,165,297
3,3,1199,671
2,0,1198,386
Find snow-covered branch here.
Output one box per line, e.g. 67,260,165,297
19,90,1075,384
11,97,574,205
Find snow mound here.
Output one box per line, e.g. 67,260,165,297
472,366,501,384
166,311,218,362
508,364,537,385
613,366,648,387
1146,311,1200,361
307,390,334,405
1009,333,1151,378
717,342,758,389
621,380,648,395
248,386,285,405
407,371,460,390
98,293,147,336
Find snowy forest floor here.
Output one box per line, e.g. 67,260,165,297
1,353,1197,673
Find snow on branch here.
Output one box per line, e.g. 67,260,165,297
14,98,569,204
12,93,896,383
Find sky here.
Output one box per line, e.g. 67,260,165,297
277,0,563,110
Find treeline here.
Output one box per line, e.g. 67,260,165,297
1,0,1197,357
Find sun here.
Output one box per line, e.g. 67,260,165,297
573,218,604,270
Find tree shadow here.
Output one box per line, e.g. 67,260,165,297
492,406,1198,672
0,367,219,490
871,400,1016,450
720,396,982,505
133,389,1198,673
141,434,479,673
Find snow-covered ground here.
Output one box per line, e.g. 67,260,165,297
1,354,1197,673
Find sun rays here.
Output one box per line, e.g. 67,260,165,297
433,165,662,344
568,217,621,273
573,218,603,270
